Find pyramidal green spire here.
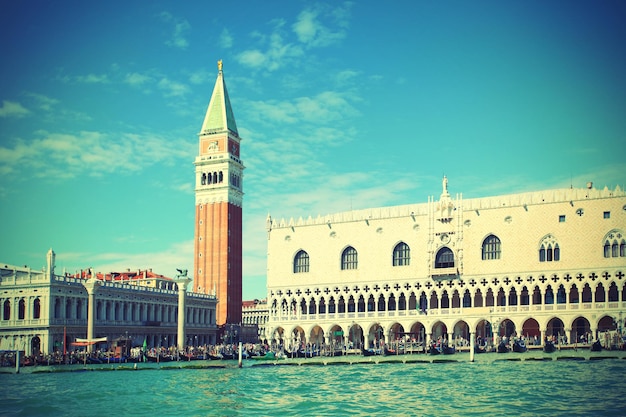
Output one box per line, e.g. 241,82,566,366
200,60,238,136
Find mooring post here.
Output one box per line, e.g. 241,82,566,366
470,332,475,362
238,342,243,368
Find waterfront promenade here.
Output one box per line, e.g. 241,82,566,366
2,346,625,374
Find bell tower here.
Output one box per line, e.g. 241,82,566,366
194,60,244,327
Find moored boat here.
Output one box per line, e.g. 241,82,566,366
543,341,556,353
512,340,527,353
474,345,487,354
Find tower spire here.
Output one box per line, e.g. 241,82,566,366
200,59,238,136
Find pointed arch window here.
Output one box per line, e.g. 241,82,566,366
341,246,358,270
392,242,410,266
602,231,624,258
435,247,454,268
482,234,501,260
293,250,310,273
539,235,560,262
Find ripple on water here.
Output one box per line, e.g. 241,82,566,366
1,358,625,416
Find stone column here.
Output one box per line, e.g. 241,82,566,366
564,327,571,345
83,277,102,353
174,277,191,351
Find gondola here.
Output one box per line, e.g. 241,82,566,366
442,346,455,355
361,348,378,356
512,340,527,353
474,345,487,354
428,344,454,355
428,344,441,355
146,353,174,362
590,340,602,352
497,342,509,353
543,341,556,353
383,346,397,356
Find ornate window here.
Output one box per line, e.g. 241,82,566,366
3,300,10,320
393,242,410,266
539,235,560,262
602,230,625,258
435,247,454,268
341,246,358,270
482,234,501,260
293,250,310,273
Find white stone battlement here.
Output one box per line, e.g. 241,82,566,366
269,185,625,230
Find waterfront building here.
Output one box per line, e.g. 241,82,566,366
194,60,244,327
265,179,626,350
0,249,218,355
241,299,269,342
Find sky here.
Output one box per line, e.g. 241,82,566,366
1,0,625,300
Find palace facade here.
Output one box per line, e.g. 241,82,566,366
0,249,218,355
265,179,626,350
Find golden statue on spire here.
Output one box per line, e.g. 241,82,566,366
218,59,223,71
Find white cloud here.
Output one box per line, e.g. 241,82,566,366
236,22,303,71
125,72,153,86
0,100,30,118
0,130,193,179
219,28,234,48
237,49,268,69
292,4,351,48
157,77,190,97
25,93,59,112
76,73,110,84
246,91,359,125
160,11,190,49
292,9,319,43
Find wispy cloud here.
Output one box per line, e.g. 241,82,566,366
292,3,352,47
0,130,193,179
157,77,190,97
25,93,59,112
245,91,359,125
0,100,30,118
219,28,234,48
160,11,191,49
235,3,352,72
124,72,153,87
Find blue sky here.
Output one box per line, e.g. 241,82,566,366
1,1,625,299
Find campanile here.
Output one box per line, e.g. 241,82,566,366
194,60,244,326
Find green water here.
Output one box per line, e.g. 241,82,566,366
1,356,625,416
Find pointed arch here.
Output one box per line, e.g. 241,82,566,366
539,234,560,262
293,250,310,273
341,246,358,270
435,247,454,268
392,242,410,266
603,229,625,258
482,234,501,260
